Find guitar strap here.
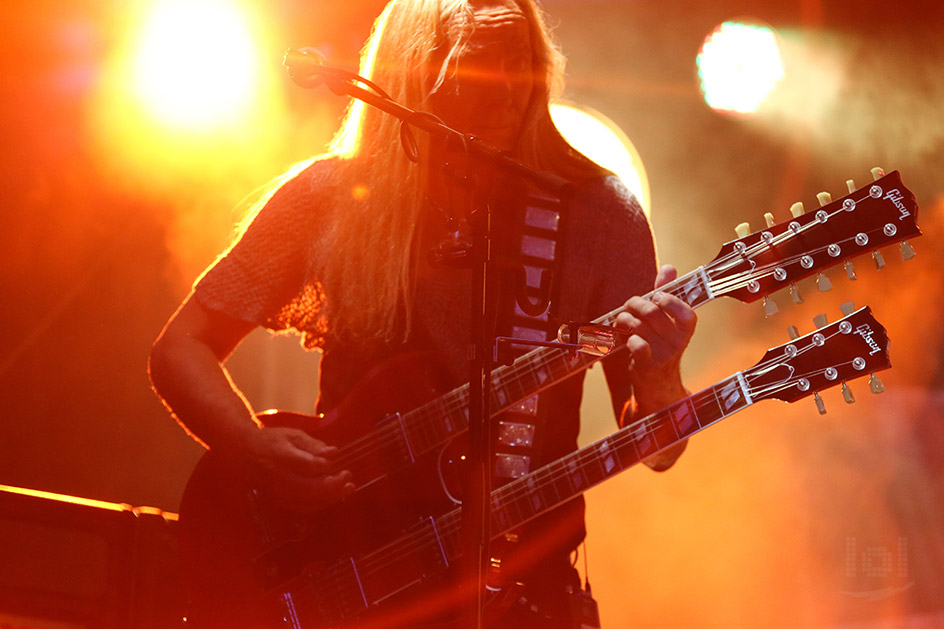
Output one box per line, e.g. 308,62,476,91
490,182,569,483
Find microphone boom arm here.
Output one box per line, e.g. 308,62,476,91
282,48,571,197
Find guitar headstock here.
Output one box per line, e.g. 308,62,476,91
709,170,920,307
743,305,890,409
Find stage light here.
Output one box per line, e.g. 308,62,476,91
89,0,295,199
549,102,650,215
131,0,260,130
696,21,784,116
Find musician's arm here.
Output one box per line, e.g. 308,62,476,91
148,293,353,509
149,292,258,452
601,349,688,472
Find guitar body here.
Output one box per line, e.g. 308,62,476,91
178,352,472,628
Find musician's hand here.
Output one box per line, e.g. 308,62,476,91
615,264,696,469
241,427,356,513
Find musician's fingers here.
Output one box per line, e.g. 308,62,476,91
284,431,339,475
654,264,678,289
617,297,695,371
279,470,355,513
651,291,698,338
625,334,653,372
617,295,673,346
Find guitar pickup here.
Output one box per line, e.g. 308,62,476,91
497,421,535,447
494,453,531,479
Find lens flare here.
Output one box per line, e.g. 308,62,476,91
697,21,784,115
131,0,259,130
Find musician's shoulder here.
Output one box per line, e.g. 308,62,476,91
572,173,645,222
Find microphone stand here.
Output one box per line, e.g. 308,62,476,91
285,50,573,628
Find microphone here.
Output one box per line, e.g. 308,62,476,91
283,47,331,88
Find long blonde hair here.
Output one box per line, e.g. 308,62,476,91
301,0,605,345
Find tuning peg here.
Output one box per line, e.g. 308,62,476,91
763,296,779,317
764,212,776,228
841,382,855,404
817,272,833,292
871,167,885,180
735,222,751,238
846,179,856,193
813,313,829,328
814,392,827,415
789,283,804,304
817,192,832,206
840,301,855,316
900,241,916,260
872,250,886,270
869,374,885,394
844,260,857,281
787,325,800,340
789,202,805,218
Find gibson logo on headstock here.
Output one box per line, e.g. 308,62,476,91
883,189,911,221
855,324,882,356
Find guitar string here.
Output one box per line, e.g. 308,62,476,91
328,188,874,471
326,274,690,473
292,190,902,609
291,337,844,611
327,219,878,495
704,197,892,292
703,191,883,282
488,202,888,408
386,326,855,573
295,201,878,552
289,381,787,610
706,233,873,294
289,362,843,618
477,335,848,529
323,219,881,561
265,190,893,612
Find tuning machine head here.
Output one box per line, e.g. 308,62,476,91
763,296,779,317
901,241,916,260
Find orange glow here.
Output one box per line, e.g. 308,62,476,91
131,0,259,130
88,0,293,196
0,484,178,520
351,183,371,201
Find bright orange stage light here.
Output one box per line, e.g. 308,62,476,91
131,0,259,130
89,0,296,200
